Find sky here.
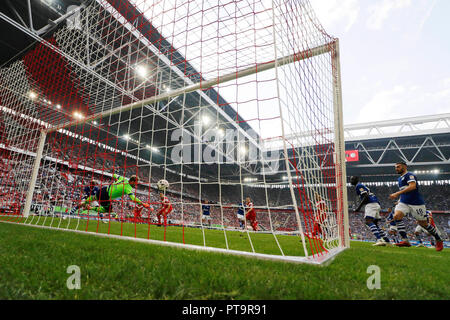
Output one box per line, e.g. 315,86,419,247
310,0,450,125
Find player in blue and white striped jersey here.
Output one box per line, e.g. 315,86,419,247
351,176,390,246
389,161,443,251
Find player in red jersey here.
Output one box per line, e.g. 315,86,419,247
157,192,173,226
245,197,258,231
313,193,328,238
133,203,153,224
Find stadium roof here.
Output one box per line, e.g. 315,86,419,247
0,0,264,179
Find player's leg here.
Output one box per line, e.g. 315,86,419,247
69,194,88,216
245,211,257,231
134,205,145,223
388,223,399,243
89,203,108,220
374,219,390,245
393,203,411,247
364,203,388,246
416,219,443,251
161,206,171,227
365,216,384,245
414,225,426,247
94,187,110,223
156,212,162,225
251,219,258,231
238,216,245,229
407,204,443,251
374,204,390,244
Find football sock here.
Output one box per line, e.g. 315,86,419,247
69,206,78,215
423,224,442,241
376,226,389,242
396,220,408,240
367,223,381,239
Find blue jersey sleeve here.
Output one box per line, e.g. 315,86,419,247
355,183,379,204
398,172,425,205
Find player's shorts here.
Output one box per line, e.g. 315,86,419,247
364,202,381,219
159,207,172,215
237,214,245,221
246,210,256,222
395,202,427,221
203,213,211,220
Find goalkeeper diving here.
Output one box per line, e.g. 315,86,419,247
79,174,152,219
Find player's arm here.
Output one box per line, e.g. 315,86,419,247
80,194,97,207
389,181,417,200
127,192,150,208
354,193,369,212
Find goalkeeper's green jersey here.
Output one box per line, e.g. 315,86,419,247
108,174,143,204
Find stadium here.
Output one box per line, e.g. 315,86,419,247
0,0,448,302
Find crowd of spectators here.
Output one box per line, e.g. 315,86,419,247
1,142,449,241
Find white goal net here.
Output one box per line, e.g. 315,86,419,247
0,0,349,264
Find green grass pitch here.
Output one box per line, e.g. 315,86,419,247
0,218,448,300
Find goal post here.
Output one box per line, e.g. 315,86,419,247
0,0,348,264
22,130,47,218
332,40,350,249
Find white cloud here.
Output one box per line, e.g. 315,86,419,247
310,0,360,33
354,80,450,124
356,86,406,123
366,0,412,30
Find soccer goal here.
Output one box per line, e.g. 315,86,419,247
0,0,348,265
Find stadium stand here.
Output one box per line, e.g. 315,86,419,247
3,145,447,241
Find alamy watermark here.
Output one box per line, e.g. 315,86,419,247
66,265,81,290
366,265,381,290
